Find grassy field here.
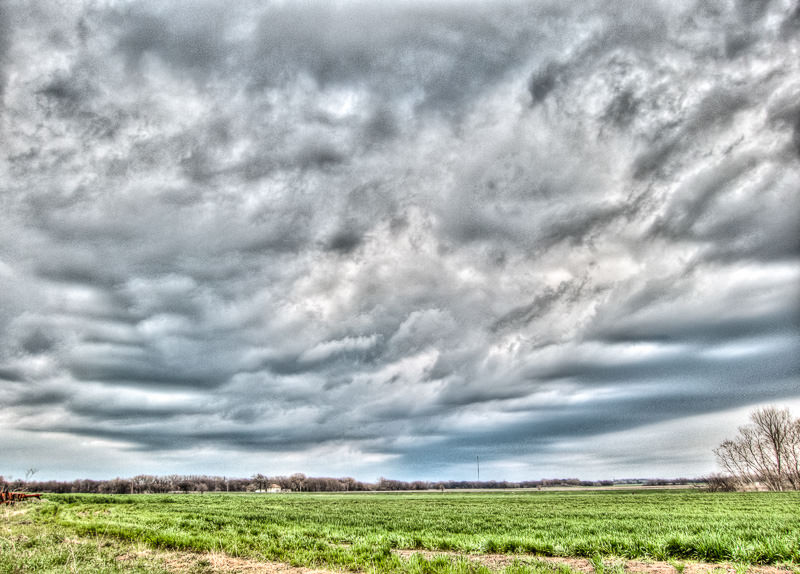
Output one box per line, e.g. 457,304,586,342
3,490,799,573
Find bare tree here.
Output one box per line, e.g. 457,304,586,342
714,406,800,491
250,473,270,492
289,473,307,492
783,415,800,490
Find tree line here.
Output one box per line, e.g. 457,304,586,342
0,475,251,494
1,473,644,494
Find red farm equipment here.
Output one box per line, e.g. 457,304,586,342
1,486,42,505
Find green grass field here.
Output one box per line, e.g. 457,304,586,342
4,490,800,573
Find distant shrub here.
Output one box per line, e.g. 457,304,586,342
704,474,738,492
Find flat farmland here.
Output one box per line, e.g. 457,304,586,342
4,490,800,573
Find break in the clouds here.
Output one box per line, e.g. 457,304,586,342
1,0,798,481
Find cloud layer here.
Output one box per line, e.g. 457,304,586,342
1,0,798,480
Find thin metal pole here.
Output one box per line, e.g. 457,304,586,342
477,455,480,482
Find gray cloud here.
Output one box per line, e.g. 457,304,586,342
1,0,798,481
66,354,230,389
782,3,800,37
528,62,563,104
19,329,56,355
602,89,639,128
0,3,10,97
492,281,579,333
0,367,25,383
793,112,800,156
113,9,228,77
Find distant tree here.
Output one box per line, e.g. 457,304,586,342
289,473,307,492
250,473,270,492
714,406,800,491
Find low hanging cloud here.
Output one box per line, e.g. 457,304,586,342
0,0,798,481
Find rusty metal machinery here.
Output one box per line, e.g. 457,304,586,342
1,486,42,505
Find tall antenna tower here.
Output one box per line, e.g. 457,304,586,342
477,455,480,482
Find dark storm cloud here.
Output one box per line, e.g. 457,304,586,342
19,329,56,355
793,113,800,156
492,281,578,333
37,76,88,111
67,401,210,421
34,258,123,289
782,3,800,36
396,371,800,464
528,62,563,104
46,425,362,452
327,229,364,254
66,356,230,389
259,340,384,376
724,30,757,58
593,307,800,345
9,388,67,407
531,340,800,386
603,90,639,127
0,366,25,383
1,0,798,479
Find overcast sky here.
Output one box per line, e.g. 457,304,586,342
1,0,798,482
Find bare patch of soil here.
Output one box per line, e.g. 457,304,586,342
109,545,800,574
161,551,335,574
392,549,798,574
116,546,342,574
139,546,799,574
